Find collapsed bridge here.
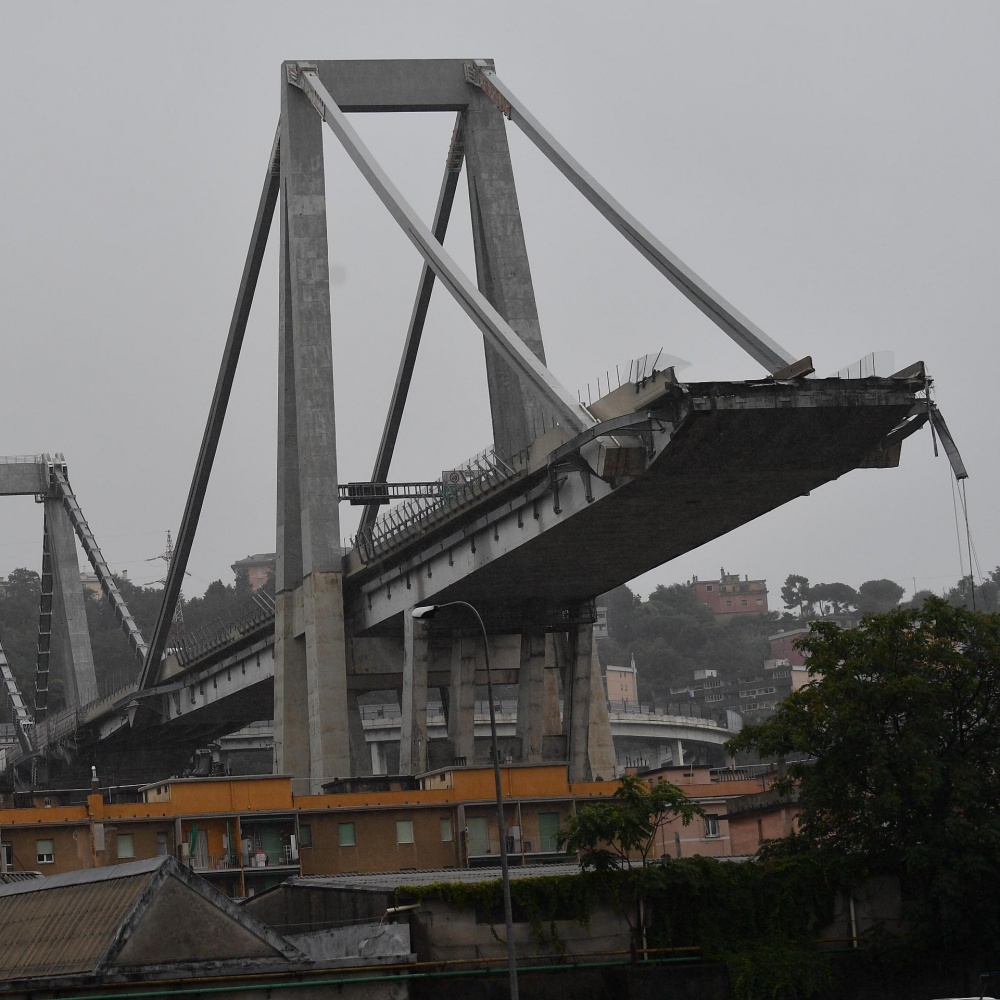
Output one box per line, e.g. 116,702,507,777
0,59,965,794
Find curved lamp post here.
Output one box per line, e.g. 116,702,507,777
412,601,519,1000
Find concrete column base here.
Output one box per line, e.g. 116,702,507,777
399,610,430,775
516,632,546,762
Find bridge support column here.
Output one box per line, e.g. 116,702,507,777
587,652,616,780
274,71,351,793
370,741,385,775
399,611,430,776
464,86,555,459
448,635,476,764
274,592,309,785
516,632,546,762
543,635,562,738
347,691,373,777
673,739,684,767
45,500,98,709
559,622,616,783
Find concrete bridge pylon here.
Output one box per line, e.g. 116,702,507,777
271,60,612,792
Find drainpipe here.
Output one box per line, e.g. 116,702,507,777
88,766,105,868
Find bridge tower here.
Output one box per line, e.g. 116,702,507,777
0,457,99,722
272,61,608,791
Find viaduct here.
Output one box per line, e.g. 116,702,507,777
0,60,963,794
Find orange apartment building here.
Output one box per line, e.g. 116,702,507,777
0,766,610,897
0,764,796,896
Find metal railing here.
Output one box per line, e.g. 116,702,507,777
351,445,521,563
175,591,276,667
575,350,686,408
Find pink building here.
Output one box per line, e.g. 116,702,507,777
604,657,639,709
231,553,275,593
768,627,810,667
691,569,768,617
642,765,781,859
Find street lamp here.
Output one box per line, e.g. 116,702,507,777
412,601,519,1000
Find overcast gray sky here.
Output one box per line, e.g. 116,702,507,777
0,1,996,607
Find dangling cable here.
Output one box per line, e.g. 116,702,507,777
958,479,979,611
950,471,966,587
967,533,993,611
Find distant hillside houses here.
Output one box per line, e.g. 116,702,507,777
671,626,814,727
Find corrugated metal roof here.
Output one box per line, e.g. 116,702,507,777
0,871,42,885
287,863,582,893
0,855,166,898
0,867,156,980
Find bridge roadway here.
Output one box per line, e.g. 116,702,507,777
344,369,926,637
217,707,736,776
0,363,928,786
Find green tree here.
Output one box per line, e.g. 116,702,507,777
905,588,937,610
728,598,1000,957
558,774,704,961
947,573,1000,613
601,584,642,648
0,569,41,720
558,773,703,872
780,574,812,615
856,578,905,614
599,582,783,712
807,581,858,615
83,575,163,696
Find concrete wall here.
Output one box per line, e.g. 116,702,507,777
409,897,629,964
728,799,801,855
286,921,411,961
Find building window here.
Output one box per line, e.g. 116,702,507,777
339,822,356,847
36,839,54,864
396,820,414,845
117,833,135,859
1,843,11,868
725,600,733,607
756,598,764,606
704,815,720,838
440,818,453,843
156,832,168,857
538,812,561,853
740,599,748,607
705,584,713,591
299,824,312,848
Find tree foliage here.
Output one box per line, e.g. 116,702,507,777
728,597,1000,956
808,581,858,615
598,584,779,708
946,570,1000,613
780,574,812,615
856,578,905,614
0,566,265,721
558,773,703,871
